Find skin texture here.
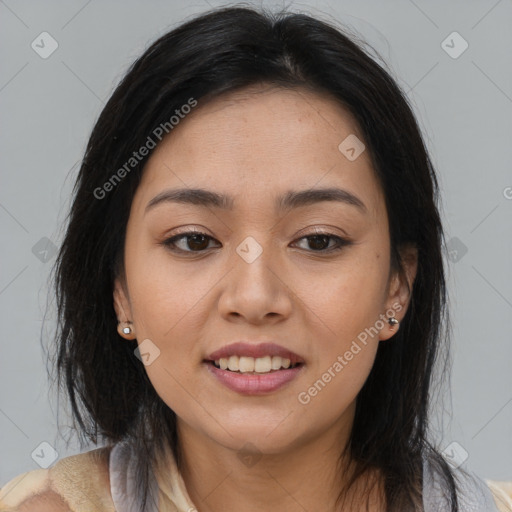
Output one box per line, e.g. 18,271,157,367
113,84,418,512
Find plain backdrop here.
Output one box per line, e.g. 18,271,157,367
1,0,511,486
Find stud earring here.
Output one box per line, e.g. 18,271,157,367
118,321,134,338
388,317,399,327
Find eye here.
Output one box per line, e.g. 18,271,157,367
162,231,220,253
292,232,351,253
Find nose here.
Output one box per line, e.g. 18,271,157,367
217,237,293,325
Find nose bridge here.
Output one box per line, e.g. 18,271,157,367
219,233,291,321
232,233,277,291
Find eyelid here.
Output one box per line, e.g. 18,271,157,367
294,225,349,239
169,226,210,235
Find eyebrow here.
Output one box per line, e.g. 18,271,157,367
145,187,367,215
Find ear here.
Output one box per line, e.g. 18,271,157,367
113,276,136,340
379,244,418,341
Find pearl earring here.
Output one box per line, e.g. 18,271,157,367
123,326,132,335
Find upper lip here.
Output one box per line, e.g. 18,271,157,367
206,342,305,365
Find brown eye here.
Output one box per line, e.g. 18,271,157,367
163,232,219,253
185,233,210,251
293,233,351,253
306,234,331,251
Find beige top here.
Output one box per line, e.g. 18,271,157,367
1,443,511,511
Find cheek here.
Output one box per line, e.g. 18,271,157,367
296,294,381,422
126,239,214,337
123,244,212,405
127,264,206,418
297,253,389,346
295,346,376,439
293,251,387,408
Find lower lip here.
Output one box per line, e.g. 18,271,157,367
204,361,304,395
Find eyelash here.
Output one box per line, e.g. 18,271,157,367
161,229,351,255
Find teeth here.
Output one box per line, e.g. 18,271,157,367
239,356,254,373
271,356,282,370
228,355,239,371
213,355,298,373
254,356,271,373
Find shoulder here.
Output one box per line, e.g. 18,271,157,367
486,480,512,512
0,445,115,512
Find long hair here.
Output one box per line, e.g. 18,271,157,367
50,6,460,510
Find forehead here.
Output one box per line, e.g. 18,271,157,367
132,85,384,221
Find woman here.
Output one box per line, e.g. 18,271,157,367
1,6,511,512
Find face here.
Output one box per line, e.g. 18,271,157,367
114,84,417,457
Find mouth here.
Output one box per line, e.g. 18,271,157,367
206,341,305,366
206,356,303,374
203,342,305,395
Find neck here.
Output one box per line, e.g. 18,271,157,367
172,405,384,512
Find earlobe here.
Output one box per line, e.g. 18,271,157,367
117,321,136,340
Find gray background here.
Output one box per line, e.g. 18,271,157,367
1,0,511,486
